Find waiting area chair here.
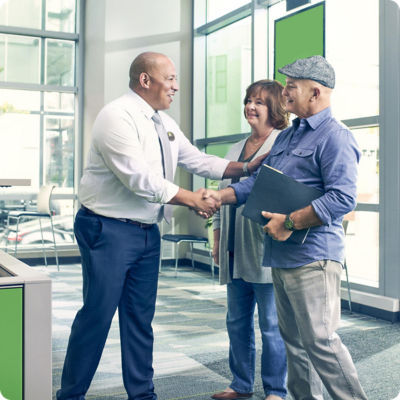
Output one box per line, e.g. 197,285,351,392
5,185,59,270
159,234,214,278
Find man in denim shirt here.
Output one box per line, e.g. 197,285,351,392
209,56,368,400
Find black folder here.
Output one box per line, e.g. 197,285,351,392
242,164,323,244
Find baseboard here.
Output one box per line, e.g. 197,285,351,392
190,251,400,323
341,287,400,322
341,299,400,322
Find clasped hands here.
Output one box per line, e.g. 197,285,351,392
192,188,222,219
191,189,294,242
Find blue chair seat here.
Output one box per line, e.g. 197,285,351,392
159,234,214,278
161,234,208,243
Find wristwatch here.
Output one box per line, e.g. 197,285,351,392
284,214,296,231
242,162,250,176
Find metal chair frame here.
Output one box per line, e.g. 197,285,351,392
5,185,59,270
159,234,214,278
343,220,352,313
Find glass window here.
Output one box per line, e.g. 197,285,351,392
352,126,379,204
327,0,379,120
0,88,40,112
44,92,74,112
206,142,233,158
0,112,40,185
206,142,238,189
344,211,379,287
0,0,42,30
0,34,40,84
46,0,76,33
46,39,75,86
206,17,251,138
45,116,74,188
206,0,250,22
0,0,80,252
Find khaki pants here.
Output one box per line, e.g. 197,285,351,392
272,260,368,400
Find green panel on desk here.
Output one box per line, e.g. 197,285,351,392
0,287,23,400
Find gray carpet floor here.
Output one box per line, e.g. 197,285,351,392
43,263,400,400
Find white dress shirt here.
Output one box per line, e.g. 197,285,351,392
79,90,229,223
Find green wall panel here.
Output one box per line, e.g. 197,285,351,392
0,287,23,400
274,2,325,85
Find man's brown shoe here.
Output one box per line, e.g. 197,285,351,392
211,390,253,400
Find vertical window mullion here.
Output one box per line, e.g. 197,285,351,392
40,92,45,186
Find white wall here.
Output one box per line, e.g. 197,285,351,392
84,0,194,236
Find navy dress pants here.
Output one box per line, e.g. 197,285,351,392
57,208,161,400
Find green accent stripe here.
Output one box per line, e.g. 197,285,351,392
0,287,23,400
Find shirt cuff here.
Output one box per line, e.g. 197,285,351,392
208,158,230,180
311,198,332,226
162,181,180,204
228,183,246,206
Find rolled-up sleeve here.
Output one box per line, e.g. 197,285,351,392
229,170,258,206
311,128,360,225
176,133,230,179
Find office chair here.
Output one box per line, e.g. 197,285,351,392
159,212,214,278
343,219,352,313
5,185,59,270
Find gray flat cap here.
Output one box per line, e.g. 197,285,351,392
278,55,335,88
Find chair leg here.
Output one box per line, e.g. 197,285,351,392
190,242,195,270
14,217,20,258
174,242,179,278
49,216,59,271
38,218,48,267
4,215,11,253
344,260,352,313
209,249,214,279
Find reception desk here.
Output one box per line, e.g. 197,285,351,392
0,251,51,400
0,179,31,187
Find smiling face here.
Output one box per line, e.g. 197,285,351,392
282,77,315,118
244,90,271,130
140,55,179,111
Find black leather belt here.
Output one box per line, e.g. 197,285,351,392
81,205,154,229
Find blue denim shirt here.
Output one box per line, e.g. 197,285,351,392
230,107,360,268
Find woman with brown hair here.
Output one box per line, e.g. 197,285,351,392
212,80,289,400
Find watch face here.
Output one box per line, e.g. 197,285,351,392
284,215,294,230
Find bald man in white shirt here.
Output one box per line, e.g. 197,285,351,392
57,52,264,400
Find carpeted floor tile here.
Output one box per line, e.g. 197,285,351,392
41,263,400,400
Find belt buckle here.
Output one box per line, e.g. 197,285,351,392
128,219,151,229
138,221,152,229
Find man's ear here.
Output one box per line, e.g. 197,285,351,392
310,86,320,102
139,72,151,89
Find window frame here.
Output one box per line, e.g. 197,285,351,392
0,0,85,253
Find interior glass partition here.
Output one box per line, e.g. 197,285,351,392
206,17,251,139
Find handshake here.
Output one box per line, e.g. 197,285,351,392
191,188,222,219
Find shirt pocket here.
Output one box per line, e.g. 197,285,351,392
269,147,285,157
292,148,314,158
290,148,318,179
267,147,286,170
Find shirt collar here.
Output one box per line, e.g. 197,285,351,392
292,106,332,131
128,89,156,120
